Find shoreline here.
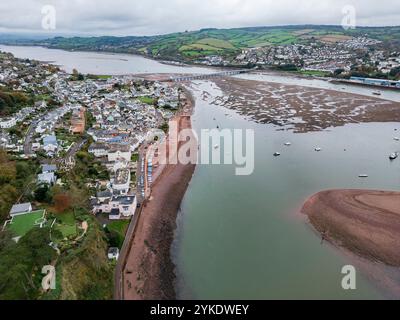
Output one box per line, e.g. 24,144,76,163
120,90,197,300
301,189,400,297
301,189,400,266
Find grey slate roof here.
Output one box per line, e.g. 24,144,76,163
10,203,32,215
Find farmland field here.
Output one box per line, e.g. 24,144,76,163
8,25,400,62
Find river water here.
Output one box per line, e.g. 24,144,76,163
173,80,400,299
0,45,215,75
2,45,399,299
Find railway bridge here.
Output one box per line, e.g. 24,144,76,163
167,69,251,82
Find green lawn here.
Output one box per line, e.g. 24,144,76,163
54,212,78,238
138,96,156,105
107,220,129,236
107,220,130,249
57,224,77,238
296,70,332,77
57,212,75,224
7,210,46,237
87,74,112,80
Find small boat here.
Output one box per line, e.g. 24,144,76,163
394,137,400,141
284,142,292,146
389,152,399,160
372,91,381,96
314,147,322,152
358,174,369,178
214,144,219,149
273,152,281,157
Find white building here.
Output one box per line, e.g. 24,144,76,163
108,247,120,260
88,143,109,158
38,172,56,185
0,118,17,129
93,195,137,219
9,203,33,217
107,145,131,162
112,168,131,195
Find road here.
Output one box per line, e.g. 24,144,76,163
23,120,38,155
114,143,148,300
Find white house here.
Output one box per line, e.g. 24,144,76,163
32,143,41,151
9,203,33,217
43,134,58,155
41,164,57,173
96,189,112,202
35,126,47,134
0,118,17,129
108,247,120,260
38,172,56,185
112,169,131,195
93,195,137,219
88,143,109,158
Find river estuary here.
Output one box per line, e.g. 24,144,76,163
2,45,399,299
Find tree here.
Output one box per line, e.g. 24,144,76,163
34,184,52,203
390,67,400,79
53,193,71,213
0,227,55,300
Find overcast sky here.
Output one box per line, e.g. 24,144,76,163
0,0,399,36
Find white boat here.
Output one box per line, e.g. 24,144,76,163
273,152,281,157
389,152,399,160
358,174,369,178
214,144,219,149
314,147,322,152
372,91,381,96
394,137,400,141
284,142,292,146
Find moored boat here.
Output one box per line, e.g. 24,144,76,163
389,152,399,160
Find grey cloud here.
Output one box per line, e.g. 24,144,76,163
0,0,399,36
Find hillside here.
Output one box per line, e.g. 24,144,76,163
5,25,400,63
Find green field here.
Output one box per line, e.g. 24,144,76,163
19,25,400,62
7,210,46,237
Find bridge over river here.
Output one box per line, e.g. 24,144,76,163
166,69,251,82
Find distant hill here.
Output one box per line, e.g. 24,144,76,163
2,25,400,62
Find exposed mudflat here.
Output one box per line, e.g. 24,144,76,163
210,77,400,132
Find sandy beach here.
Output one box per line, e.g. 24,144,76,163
301,189,400,266
121,92,197,300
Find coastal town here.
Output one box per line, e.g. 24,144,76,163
196,36,400,81
0,50,187,299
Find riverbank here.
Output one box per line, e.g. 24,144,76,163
122,94,197,300
330,79,400,92
301,189,400,266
